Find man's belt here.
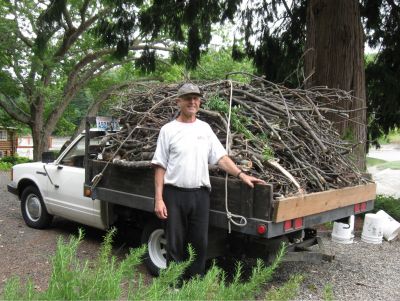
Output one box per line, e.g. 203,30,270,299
164,184,208,192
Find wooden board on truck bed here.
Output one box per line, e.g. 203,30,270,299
88,160,274,220
273,183,376,222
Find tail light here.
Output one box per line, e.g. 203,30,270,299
354,202,367,213
10,167,13,181
284,218,304,231
284,220,293,231
294,218,303,229
361,202,367,211
257,224,267,235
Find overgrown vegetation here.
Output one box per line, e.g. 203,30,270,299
374,195,400,221
0,155,31,171
377,128,400,145
1,229,295,301
265,274,304,301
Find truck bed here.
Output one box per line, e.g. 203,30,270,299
86,159,376,238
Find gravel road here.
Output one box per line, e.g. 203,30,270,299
1,172,399,300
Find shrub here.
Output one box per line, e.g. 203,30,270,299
374,195,400,221
0,155,31,165
0,162,13,171
1,229,294,301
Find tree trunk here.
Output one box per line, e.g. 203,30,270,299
31,126,49,161
31,104,49,161
304,0,366,170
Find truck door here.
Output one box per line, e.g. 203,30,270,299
44,135,102,228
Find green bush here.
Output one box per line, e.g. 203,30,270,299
0,155,31,165
374,195,400,221
0,162,13,171
1,229,294,301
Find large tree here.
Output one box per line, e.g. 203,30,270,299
0,0,171,160
233,0,398,169
304,0,366,169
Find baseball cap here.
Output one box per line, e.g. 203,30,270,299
177,83,202,98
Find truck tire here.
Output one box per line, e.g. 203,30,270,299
141,219,167,276
21,186,53,229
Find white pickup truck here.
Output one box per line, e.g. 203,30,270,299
8,121,377,275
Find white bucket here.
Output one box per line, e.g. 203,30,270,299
331,216,354,244
376,210,400,241
361,213,384,244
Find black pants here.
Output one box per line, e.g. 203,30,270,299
163,185,210,278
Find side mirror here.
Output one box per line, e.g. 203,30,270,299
42,151,55,163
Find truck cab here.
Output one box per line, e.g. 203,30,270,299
7,131,108,230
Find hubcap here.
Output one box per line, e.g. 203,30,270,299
25,193,42,222
148,229,167,269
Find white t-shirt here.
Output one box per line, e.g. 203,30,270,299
151,119,227,189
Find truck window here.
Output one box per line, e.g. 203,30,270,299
60,137,86,168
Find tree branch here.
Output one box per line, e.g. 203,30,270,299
64,44,172,96
0,94,30,124
282,0,293,18
44,56,138,136
80,0,91,22
12,61,30,96
16,29,33,48
53,8,109,60
62,5,74,29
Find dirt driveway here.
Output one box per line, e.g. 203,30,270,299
1,172,400,300
0,171,148,293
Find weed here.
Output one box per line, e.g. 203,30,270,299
323,283,334,301
1,229,292,301
265,274,304,301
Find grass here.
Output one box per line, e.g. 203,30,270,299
366,157,400,170
323,283,334,301
378,128,400,145
366,157,387,167
1,229,300,301
376,161,400,170
265,274,304,301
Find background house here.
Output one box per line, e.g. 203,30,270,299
0,127,18,158
17,136,69,159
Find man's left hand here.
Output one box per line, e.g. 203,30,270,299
239,173,266,188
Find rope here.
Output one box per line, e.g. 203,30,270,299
90,81,248,233
224,80,247,233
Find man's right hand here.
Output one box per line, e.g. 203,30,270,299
154,199,168,219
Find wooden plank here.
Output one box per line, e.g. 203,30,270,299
253,184,273,220
273,183,376,222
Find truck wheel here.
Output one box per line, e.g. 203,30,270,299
21,186,53,229
141,219,167,276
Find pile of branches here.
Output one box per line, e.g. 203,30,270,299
98,75,370,197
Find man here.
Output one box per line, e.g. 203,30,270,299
151,83,265,278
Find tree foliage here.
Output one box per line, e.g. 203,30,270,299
363,0,400,146
0,0,170,159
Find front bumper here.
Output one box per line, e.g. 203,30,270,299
7,182,18,196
